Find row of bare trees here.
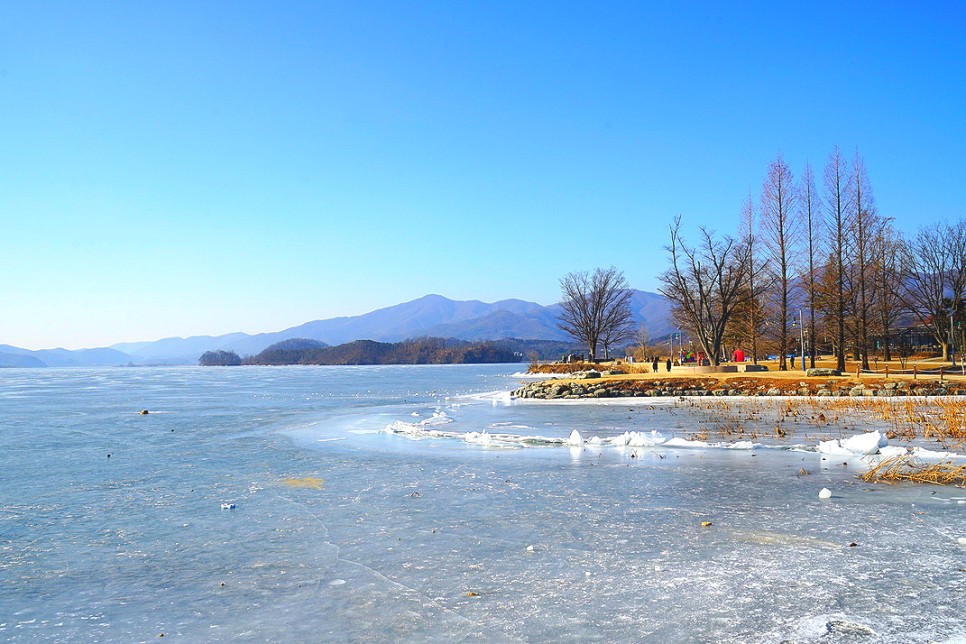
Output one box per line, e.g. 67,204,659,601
660,147,966,370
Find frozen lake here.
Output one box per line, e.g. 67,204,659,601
2,365,965,642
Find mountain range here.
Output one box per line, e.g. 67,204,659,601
1,290,673,367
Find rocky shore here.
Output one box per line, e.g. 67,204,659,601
513,371,966,399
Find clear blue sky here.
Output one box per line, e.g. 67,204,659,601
2,1,964,350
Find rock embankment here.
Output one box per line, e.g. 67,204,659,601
513,377,966,400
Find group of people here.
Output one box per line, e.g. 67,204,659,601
644,347,748,372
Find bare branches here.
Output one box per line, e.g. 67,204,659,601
823,146,854,371
659,215,749,365
852,152,878,369
760,153,801,370
899,221,966,360
558,267,633,360
656,146,966,367
800,162,821,368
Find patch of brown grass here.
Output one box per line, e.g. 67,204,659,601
528,362,631,374
861,455,966,486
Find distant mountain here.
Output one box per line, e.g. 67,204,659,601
113,332,252,364
0,344,134,368
35,347,135,367
420,308,564,342
261,338,328,352
0,350,47,368
1,290,673,366
245,295,553,348
244,337,519,366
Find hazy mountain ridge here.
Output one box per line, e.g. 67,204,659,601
0,344,134,368
2,291,672,366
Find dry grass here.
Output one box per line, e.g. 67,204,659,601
674,395,966,450
530,362,632,374
810,397,966,450
861,455,966,486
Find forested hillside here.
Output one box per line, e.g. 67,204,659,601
243,337,521,365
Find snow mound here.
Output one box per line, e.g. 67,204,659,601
818,431,887,456
606,430,671,447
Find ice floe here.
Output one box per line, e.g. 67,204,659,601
380,410,966,465
817,430,888,456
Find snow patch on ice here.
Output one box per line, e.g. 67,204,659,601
606,430,670,447
818,430,887,456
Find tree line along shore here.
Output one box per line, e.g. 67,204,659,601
521,357,966,399
199,337,579,366
555,146,966,375
515,372,966,400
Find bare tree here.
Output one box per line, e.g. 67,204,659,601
635,323,650,363
800,162,821,368
900,222,954,360
659,215,750,366
601,310,635,360
558,267,634,361
760,154,801,370
851,152,878,370
814,251,852,359
823,146,854,371
871,219,903,361
737,192,769,364
900,220,966,361
946,220,966,364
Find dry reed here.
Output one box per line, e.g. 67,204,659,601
861,455,966,486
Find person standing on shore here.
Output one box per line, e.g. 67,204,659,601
652,357,659,373
666,358,672,372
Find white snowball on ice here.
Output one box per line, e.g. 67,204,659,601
818,488,832,499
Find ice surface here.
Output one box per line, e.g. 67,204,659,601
3,365,966,642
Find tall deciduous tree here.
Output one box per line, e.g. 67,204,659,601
760,154,800,370
659,215,750,366
851,152,878,370
557,267,633,361
737,192,769,364
823,147,853,371
800,163,821,368
871,219,903,362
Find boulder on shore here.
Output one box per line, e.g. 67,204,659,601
806,368,841,377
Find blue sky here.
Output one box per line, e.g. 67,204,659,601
2,1,965,349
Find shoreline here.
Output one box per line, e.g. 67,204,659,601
514,371,966,399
